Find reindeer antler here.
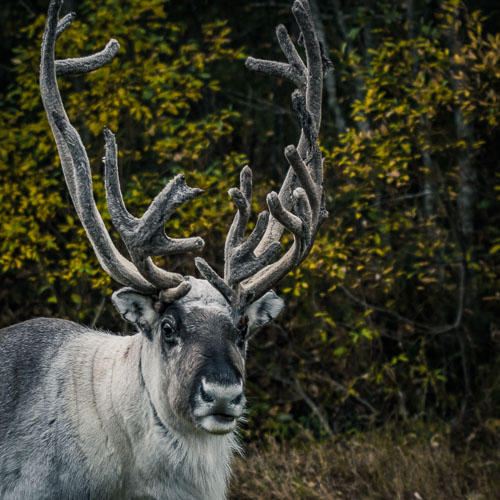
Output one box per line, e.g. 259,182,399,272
196,0,329,313
40,0,204,300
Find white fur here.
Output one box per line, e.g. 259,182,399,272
63,333,239,499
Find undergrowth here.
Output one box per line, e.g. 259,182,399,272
229,421,500,499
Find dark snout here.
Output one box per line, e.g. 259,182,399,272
192,363,246,434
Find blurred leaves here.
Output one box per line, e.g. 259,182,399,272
0,0,499,441
244,0,500,439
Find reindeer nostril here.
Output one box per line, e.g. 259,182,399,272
200,384,215,403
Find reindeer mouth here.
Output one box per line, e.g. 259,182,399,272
197,413,238,434
211,413,236,423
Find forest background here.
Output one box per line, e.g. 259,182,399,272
0,0,499,497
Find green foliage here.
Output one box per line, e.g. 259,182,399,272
243,0,500,439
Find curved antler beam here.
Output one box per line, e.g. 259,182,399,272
41,0,204,297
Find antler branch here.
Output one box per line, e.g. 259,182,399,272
196,0,328,312
41,0,204,298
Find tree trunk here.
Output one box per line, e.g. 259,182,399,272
309,0,346,134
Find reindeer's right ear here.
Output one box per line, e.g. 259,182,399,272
111,287,158,339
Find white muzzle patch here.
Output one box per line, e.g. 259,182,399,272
192,378,245,434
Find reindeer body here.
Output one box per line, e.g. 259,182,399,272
0,279,248,500
0,0,326,497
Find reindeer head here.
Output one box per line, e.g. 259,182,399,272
40,0,326,436
112,278,283,434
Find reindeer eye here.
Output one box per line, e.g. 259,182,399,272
161,317,175,338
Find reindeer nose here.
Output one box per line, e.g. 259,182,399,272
199,377,244,407
200,382,215,403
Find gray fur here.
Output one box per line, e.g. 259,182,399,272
0,278,282,499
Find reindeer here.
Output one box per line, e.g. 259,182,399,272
0,0,328,498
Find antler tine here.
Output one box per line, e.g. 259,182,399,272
55,12,75,39
292,0,323,134
222,167,279,284
241,186,313,302
41,0,204,297
55,39,119,76
196,0,327,312
104,128,204,288
195,166,281,311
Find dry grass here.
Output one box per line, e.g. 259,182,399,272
229,426,500,500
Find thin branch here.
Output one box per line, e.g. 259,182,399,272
311,373,377,415
340,266,465,335
274,374,333,436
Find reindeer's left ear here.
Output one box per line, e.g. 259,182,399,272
245,291,284,338
111,287,158,339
